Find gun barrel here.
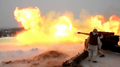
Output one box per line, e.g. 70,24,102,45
77,32,89,35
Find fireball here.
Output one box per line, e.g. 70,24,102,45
14,7,120,45
14,7,79,45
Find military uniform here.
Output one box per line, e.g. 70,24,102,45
86,29,101,63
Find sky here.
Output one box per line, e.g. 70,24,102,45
0,0,120,28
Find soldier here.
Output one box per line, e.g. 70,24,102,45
98,34,105,57
86,29,101,63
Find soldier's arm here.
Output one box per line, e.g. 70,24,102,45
86,36,90,45
99,35,103,39
98,37,102,50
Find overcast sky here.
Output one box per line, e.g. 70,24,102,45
0,0,120,28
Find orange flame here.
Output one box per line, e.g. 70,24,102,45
54,16,72,37
14,7,80,45
14,7,120,45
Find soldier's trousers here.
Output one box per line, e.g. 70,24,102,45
88,44,98,61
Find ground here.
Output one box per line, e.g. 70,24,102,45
0,37,120,67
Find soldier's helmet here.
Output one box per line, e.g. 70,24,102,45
93,29,98,33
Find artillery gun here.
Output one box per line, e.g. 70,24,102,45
62,31,120,67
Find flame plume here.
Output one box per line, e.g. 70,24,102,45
14,7,120,45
